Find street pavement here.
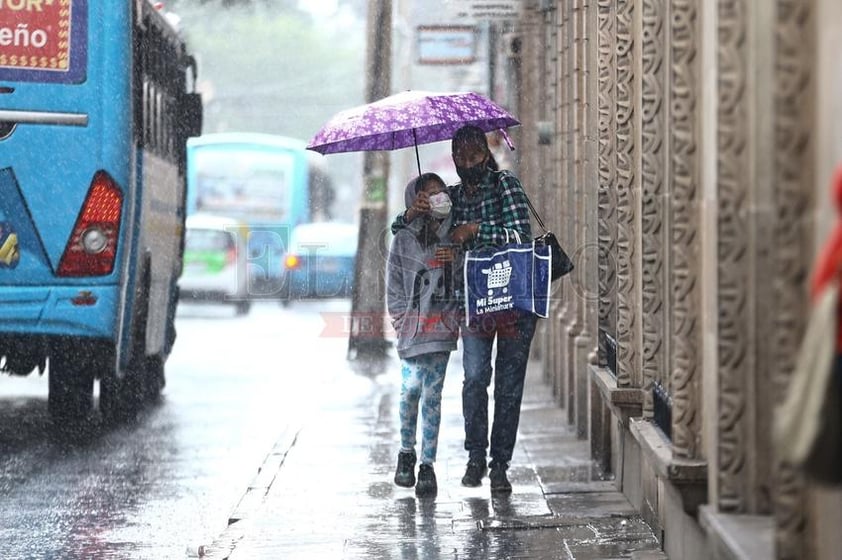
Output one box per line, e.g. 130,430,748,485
203,348,668,560
0,301,351,559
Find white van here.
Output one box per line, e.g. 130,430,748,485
179,214,251,315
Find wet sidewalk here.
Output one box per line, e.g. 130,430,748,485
204,352,667,559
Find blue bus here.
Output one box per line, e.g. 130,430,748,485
186,133,334,295
0,2,202,421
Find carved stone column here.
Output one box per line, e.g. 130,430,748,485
615,0,642,390
772,1,814,557
517,6,548,373
591,0,619,474
552,2,565,406
715,0,778,515
640,0,667,421
571,0,586,433
669,0,703,461
597,0,618,373
540,6,565,402
561,2,581,423
570,0,597,439
531,7,559,391
552,3,566,412
715,0,752,514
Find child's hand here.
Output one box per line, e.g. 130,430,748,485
405,191,431,222
435,245,457,263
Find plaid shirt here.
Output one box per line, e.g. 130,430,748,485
391,169,532,250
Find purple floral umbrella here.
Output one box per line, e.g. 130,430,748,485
306,90,519,176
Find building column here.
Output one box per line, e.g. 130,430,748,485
545,7,567,404
668,0,703,463
771,0,814,557
571,0,599,439
590,0,620,475
597,0,618,378
713,0,755,515
712,0,778,517
639,0,668,422
560,1,581,423
614,0,642,392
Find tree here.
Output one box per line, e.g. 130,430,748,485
169,0,367,221
170,0,366,142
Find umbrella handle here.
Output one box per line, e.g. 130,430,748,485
413,129,422,176
500,129,515,151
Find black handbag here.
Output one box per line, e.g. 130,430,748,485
523,193,574,281
536,231,574,280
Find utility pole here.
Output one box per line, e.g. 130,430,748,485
348,0,392,361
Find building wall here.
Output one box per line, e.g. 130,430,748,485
508,0,842,558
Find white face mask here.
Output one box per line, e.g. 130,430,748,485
428,191,452,219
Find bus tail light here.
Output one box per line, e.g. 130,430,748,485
57,172,123,277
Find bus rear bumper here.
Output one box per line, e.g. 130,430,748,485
0,333,115,377
0,285,120,339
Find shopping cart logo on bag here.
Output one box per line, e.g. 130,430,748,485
482,260,512,292
469,259,515,318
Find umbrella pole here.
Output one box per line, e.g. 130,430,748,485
413,129,422,177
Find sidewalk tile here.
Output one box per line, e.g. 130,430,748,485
210,353,666,559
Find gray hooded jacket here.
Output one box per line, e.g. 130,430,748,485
386,182,461,359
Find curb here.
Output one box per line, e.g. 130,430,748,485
201,425,302,560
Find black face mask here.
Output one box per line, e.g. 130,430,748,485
456,160,487,186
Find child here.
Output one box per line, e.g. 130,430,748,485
386,172,461,498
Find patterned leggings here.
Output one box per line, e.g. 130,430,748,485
399,352,449,465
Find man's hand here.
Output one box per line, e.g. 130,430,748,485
404,191,431,222
450,223,479,245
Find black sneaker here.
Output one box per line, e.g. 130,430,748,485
489,466,512,494
415,464,437,498
394,450,416,488
461,460,487,487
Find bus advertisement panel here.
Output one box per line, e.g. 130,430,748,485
0,0,88,84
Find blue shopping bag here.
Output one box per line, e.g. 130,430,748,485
464,238,552,326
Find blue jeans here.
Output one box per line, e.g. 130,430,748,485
461,310,537,469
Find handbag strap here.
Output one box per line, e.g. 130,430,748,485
523,192,548,234
497,171,549,234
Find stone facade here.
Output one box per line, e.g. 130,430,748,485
504,0,842,558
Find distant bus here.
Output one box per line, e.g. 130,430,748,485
0,1,202,421
186,133,334,295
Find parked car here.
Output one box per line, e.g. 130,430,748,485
282,222,358,303
179,214,251,315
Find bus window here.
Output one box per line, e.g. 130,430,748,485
193,148,292,223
